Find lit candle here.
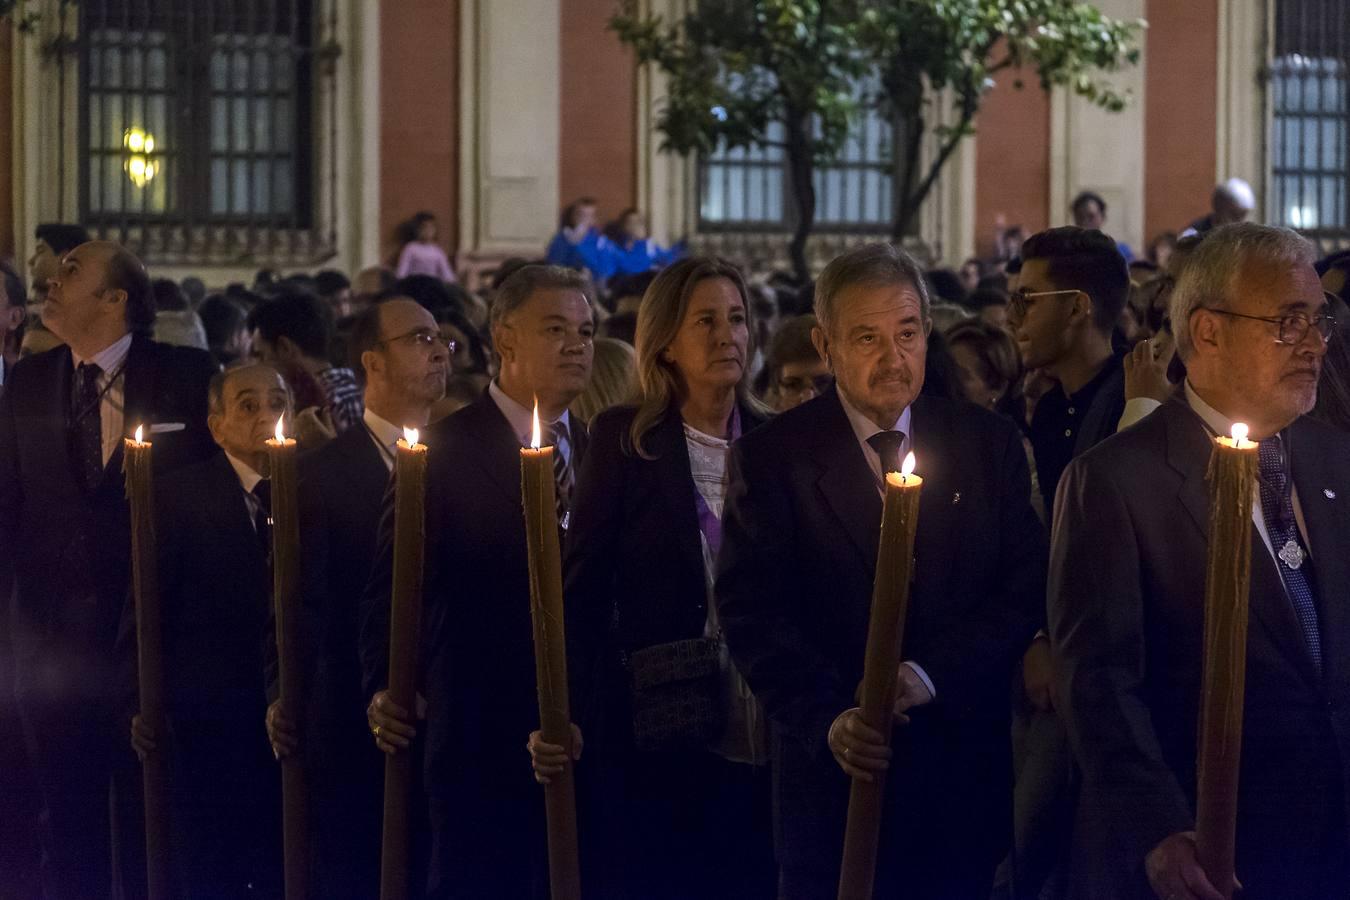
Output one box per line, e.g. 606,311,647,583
379,427,428,900
1195,422,1258,899
124,426,170,899
265,417,307,899
520,402,582,900
838,452,924,900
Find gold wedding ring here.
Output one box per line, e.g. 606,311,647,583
373,724,382,738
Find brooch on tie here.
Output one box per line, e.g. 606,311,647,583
1325,489,1337,500
1278,539,1306,571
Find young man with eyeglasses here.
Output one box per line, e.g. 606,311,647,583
999,226,1129,900
1008,226,1131,518
264,297,448,899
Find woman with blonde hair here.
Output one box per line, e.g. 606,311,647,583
528,256,775,898
569,337,637,424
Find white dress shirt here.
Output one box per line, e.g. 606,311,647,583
224,451,267,533
71,331,133,467
1184,381,1310,562
488,380,574,474
835,388,935,700
362,408,403,472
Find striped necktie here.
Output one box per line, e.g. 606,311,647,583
549,421,571,528
1258,436,1322,675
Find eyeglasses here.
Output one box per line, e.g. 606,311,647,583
376,329,456,355
1203,297,1338,346
778,374,833,395
1008,287,1081,320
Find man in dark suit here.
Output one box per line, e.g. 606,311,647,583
1050,223,1350,899
0,240,215,899
265,297,449,897
362,264,594,898
717,243,1046,898
126,363,288,896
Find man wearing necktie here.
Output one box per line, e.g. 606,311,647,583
122,363,290,896
361,265,593,898
264,297,448,898
717,243,1046,898
0,241,215,899
1050,223,1350,899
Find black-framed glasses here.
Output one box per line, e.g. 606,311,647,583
376,329,456,355
1203,297,1338,346
1008,287,1080,320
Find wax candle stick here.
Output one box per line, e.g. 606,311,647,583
838,453,923,900
266,418,308,900
520,404,582,900
379,428,428,900
1196,422,1258,899
125,426,170,900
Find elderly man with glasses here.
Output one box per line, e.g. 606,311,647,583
1050,223,1349,899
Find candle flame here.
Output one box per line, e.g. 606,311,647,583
901,452,916,478
1231,423,1249,444
275,417,285,442
134,425,143,443
404,427,419,447
531,400,542,450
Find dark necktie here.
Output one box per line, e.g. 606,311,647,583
72,362,104,491
1258,436,1322,675
866,429,908,477
251,478,273,560
549,421,572,528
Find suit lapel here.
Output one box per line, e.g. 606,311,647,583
463,396,527,507
811,391,884,572
1165,399,1316,681
908,397,960,604
43,347,79,493
647,409,705,580
1290,419,1350,691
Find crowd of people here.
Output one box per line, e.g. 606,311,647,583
1,184,1349,900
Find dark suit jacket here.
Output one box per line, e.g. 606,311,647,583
292,424,388,894
360,392,589,801
0,337,215,694
1049,398,1350,898
564,401,768,732
116,451,279,894
716,388,1046,877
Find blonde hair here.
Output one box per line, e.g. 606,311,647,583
629,257,770,458
570,337,637,424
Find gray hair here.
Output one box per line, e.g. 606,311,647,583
814,242,932,336
489,264,592,333
207,362,291,414
1170,223,1316,361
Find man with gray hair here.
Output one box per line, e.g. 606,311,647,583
1050,222,1349,899
718,243,1046,897
360,264,594,896
1181,177,1256,238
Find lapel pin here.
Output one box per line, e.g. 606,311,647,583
1325,489,1337,500
952,492,961,505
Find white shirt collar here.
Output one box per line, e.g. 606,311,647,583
1183,380,1240,439
837,386,913,446
224,451,265,494
488,379,570,447
363,407,404,450
72,331,133,372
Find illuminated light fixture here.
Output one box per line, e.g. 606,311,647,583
123,127,159,188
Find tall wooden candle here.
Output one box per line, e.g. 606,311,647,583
520,404,581,900
838,452,923,900
379,428,428,900
125,426,170,900
266,418,308,900
1196,422,1258,899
